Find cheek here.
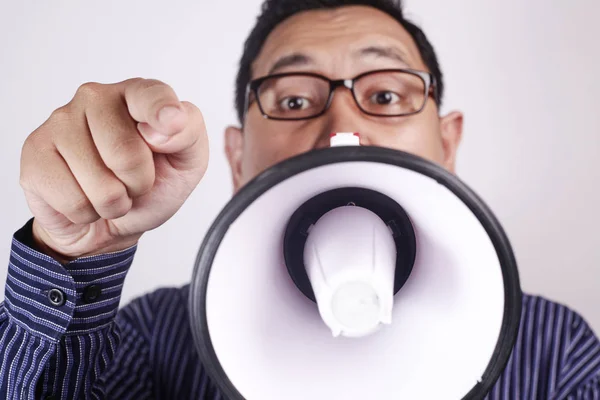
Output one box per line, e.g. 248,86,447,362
241,118,316,181
240,134,279,180
370,116,444,163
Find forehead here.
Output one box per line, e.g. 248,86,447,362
252,5,426,78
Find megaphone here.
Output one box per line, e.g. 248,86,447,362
189,133,522,400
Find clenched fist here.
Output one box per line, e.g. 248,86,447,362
20,78,209,262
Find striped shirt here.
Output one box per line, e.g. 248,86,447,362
0,221,599,399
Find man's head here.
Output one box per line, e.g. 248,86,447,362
225,0,464,191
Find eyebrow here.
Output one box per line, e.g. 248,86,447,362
265,45,411,76
267,53,314,75
355,46,411,67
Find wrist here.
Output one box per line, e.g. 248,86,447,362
31,219,141,264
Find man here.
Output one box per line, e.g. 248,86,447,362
1,0,598,398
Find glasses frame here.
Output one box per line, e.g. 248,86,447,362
244,68,438,122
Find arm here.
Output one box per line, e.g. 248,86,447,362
0,220,153,400
4,73,208,399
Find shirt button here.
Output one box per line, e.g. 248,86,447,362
47,289,65,307
83,284,102,303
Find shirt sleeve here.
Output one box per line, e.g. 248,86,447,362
553,310,600,399
0,219,153,399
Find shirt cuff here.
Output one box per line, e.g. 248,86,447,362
4,219,137,341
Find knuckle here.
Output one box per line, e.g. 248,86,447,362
18,174,32,193
109,138,152,173
99,187,127,208
96,187,132,217
75,82,105,100
21,131,39,154
49,105,76,125
122,77,144,85
18,160,37,193
67,196,96,219
20,134,51,191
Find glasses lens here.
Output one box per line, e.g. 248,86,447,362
256,75,330,119
354,71,427,116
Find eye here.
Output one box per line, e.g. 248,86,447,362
279,96,310,111
370,91,401,105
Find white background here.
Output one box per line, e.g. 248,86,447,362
0,0,598,333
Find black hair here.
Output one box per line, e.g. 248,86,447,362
234,0,444,123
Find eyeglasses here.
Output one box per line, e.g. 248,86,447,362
244,68,437,121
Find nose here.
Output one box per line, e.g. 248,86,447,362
314,88,372,148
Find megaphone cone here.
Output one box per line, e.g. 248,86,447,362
189,139,521,400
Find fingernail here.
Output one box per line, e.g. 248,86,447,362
158,106,182,125
138,122,171,145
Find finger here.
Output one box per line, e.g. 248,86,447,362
121,78,188,136
83,93,156,198
52,111,136,219
137,101,209,171
24,190,74,234
20,135,100,225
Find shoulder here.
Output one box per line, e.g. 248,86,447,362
518,292,599,354
519,292,597,338
515,292,600,396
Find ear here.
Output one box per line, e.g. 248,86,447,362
439,111,464,173
224,125,245,191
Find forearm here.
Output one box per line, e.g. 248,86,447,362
0,219,142,399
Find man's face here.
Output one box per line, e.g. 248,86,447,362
225,5,463,191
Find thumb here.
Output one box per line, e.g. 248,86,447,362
138,101,209,172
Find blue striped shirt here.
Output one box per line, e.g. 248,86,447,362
1,221,599,399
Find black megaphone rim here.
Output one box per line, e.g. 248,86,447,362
189,145,522,400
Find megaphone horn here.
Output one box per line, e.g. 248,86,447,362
189,132,522,400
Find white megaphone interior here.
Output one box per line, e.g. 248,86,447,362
205,159,505,400
303,204,397,338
